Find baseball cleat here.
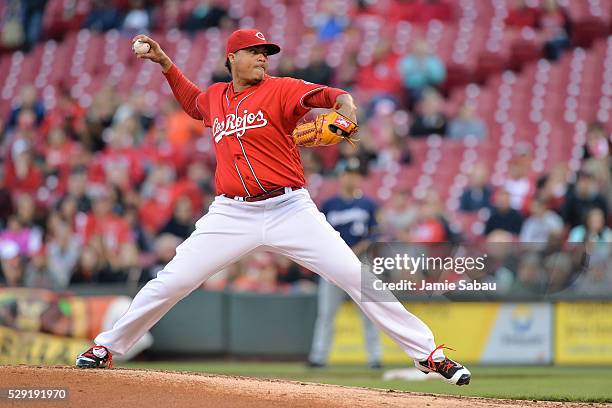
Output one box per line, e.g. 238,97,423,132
76,345,113,369
415,344,471,386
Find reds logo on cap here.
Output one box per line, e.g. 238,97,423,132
255,32,266,40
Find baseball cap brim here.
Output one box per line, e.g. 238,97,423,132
232,43,281,56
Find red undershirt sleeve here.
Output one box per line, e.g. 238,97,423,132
303,87,348,109
163,64,203,120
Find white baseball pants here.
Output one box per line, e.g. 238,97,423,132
95,189,442,362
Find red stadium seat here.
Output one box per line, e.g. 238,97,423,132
474,51,507,84
571,17,609,48
508,39,542,72
442,63,473,94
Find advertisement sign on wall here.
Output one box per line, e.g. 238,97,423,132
555,302,612,364
329,302,552,365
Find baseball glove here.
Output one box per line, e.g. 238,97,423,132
292,111,359,147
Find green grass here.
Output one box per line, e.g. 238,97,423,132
119,361,612,403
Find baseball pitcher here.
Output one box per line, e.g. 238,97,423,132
76,29,470,386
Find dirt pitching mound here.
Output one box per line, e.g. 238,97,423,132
0,366,604,408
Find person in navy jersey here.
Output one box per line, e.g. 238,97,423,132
308,158,382,369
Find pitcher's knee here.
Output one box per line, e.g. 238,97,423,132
169,277,201,297
327,260,363,286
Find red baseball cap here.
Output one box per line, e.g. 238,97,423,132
225,29,281,57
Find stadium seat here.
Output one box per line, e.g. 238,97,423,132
572,17,609,48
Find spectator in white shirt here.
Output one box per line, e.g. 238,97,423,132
519,198,564,245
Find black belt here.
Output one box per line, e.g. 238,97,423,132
225,187,301,202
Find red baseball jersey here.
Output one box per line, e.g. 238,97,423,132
165,65,339,197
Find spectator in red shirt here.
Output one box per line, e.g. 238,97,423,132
42,87,86,141
409,194,448,242
171,177,205,215
42,0,88,40
138,164,177,234
4,140,43,195
230,253,285,294
356,41,403,117
43,126,82,189
95,119,146,190
81,189,133,249
79,187,139,281
44,126,81,172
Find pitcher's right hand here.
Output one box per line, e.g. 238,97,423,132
132,34,173,73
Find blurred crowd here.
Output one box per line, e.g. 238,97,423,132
0,0,610,296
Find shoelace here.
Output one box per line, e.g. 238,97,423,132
426,344,456,372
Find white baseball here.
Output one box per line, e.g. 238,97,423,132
132,39,151,54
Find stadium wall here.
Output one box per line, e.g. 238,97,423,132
2,287,611,365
